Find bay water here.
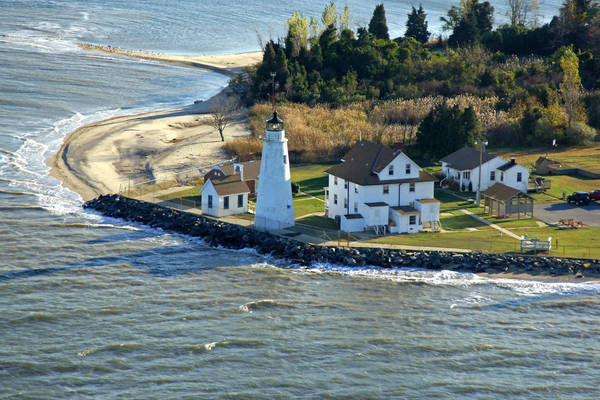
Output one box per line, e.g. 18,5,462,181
2,1,600,398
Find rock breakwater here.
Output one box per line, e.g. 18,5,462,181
84,195,600,278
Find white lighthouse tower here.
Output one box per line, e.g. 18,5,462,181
254,111,294,231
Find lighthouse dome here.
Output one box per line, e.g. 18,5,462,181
266,111,284,131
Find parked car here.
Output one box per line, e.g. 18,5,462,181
567,191,591,206
589,189,600,201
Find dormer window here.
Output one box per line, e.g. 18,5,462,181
334,177,338,185
389,165,394,175
405,163,411,175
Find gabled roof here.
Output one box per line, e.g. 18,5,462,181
482,183,532,201
212,181,250,196
237,160,260,181
497,159,526,171
440,147,497,171
211,160,260,181
202,178,250,196
325,141,436,185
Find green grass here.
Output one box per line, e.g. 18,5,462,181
290,163,333,199
368,228,521,253
157,187,201,201
296,215,339,230
293,196,325,218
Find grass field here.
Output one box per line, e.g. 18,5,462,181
290,163,332,218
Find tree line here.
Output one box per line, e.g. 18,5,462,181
242,1,600,159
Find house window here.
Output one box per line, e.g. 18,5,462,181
238,194,243,208
463,171,471,180
389,165,394,175
383,185,389,194
455,173,460,180
344,181,348,189
354,202,358,213
409,215,416,225
224,196,229,209
517,172,522,182
490,171,495,181
406,163,411,174
334,177,338,185
208,195,213,208
283,155,287,164
354,183,358,193
409,182,415,192
500,172,504,182
344,198,348,208
334,194,338,204
235,165,240,172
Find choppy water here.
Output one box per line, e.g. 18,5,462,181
3,1,599,399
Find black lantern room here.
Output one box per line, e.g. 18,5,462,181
266,111,284,131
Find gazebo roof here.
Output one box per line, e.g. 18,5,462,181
482,183,532,202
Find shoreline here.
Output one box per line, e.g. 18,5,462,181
49,46,262,201
48,45,600,282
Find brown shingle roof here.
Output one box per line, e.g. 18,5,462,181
213,181,250,196
417,198,440,203
482,183,531,201
344,213,364,219
440,147,496,171
325,142,436,185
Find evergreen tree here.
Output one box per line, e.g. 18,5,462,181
405,5,431,43
368,4,390,40
417,103,479,159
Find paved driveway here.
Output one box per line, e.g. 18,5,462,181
534,201,600,227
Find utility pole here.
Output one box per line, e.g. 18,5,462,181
475,140,487,207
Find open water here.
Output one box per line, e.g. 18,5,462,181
2,1,600,399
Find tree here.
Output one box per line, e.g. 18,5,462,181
443,0,494,45
416,102,479,159
369,4,390,40
557,46,584,128
405,5,431,43
508,0,530,27
209,96,239,142
285,11,309,58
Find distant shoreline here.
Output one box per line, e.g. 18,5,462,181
48,45,262,201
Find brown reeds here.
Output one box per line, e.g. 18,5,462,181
224,96,516,162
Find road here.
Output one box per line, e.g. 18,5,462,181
534,201,600,228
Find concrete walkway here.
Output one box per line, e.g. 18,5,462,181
460,209,522,240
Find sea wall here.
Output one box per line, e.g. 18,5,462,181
84,195,600,278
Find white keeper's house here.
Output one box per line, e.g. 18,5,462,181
325,141,440,234
440,146,529,193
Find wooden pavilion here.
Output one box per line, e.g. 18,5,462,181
482,183,534,219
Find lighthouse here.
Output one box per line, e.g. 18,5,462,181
254,111,294,231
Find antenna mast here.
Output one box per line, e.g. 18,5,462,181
270,72,276,110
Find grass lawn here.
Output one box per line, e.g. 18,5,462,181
368,227,521,253
296,215,339,230
293,196,325,218
290,163,333,199
157,187,201,201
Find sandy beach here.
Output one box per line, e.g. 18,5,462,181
48,45,262,201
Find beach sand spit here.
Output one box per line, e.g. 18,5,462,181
49,46,262,201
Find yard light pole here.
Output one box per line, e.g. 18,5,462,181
475,140,487,207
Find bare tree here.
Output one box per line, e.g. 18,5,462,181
209,96,239,142
508,0,528,26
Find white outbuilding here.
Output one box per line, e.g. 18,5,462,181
200,177,250,218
